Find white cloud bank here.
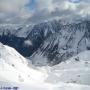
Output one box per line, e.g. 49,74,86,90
0,0,90,24
0,0,32,23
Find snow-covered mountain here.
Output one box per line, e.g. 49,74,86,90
0,20,90,66
30,20,90,66
0,24,33,38
0,24,34,57
0,20,64,58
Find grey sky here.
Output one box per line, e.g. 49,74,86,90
0,0,90,24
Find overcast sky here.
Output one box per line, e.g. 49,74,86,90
0,0,90,24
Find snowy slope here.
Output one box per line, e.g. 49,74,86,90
0,42,46,83
42,50,90,86
27,50,90,90
0,43,90,90
0,43,54,90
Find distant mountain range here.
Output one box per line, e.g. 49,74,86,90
0,19,90,66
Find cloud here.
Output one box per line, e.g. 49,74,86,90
0,0,29,13
24,40,32,47
0,0,32,23
27,0,90,24
0,0,90,24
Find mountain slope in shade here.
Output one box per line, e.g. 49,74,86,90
0,20,90,66
0,20,62,57
0,24,33,38
30,21,90,66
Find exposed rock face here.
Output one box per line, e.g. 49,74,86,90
0,20,62,57
30,21,90,66
0,20,90,66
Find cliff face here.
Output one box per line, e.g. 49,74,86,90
0,20,62,57
0,20,90,66
30,21,90,66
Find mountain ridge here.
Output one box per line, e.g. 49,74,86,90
0,19,90,66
